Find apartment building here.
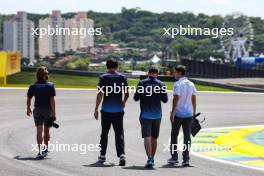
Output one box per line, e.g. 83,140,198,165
39,11,94,58
3,12,35,62
39,10,66,57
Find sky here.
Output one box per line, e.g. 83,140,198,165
0,0,263,18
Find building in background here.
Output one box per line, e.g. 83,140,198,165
66,12,94,51
3,12,35,64
39,10,66,57
39,11,94,58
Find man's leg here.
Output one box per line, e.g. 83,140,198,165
170,118,182,159
112,113,125,157
99,113,111,157
144,137,152,158
140,118,155,168
151,137,157,157
36,125,43,153
140,118,152,158
151,119,161,158
33,108,44,154
43,109,52,149
44,126,50,149
112,112,126,166
182,118,193,162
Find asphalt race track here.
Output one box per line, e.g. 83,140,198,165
0,88,264,176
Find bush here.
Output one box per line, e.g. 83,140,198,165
65,57,90,70
53,57,76,68
35,61,51,67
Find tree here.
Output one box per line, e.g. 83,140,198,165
2,9,264,61
253,35,264,54
170,37,197,59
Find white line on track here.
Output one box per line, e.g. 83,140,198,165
188,125,264,172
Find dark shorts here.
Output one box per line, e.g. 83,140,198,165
140,118,161,139
33,108,52,127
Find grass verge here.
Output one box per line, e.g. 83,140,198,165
3,72,234,92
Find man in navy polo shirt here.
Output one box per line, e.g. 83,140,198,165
94,59,129,166
27,66,56,159
134,67,168,168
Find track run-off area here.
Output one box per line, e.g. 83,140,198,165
0,88,264,176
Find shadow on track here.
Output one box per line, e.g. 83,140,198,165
13,155,48,161
122,165,156,170
160,164,194,168
83,161,115,167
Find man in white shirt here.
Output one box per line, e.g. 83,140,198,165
168,65,197,167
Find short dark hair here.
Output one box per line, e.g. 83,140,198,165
148,67,159,74
175,65,186,75
106,59,118,69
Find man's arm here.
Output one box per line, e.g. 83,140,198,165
94,92,103,120
170,95,179,123
122,77,129,106
26,97,32,116
161,85,168,103
50,96,56,119
27,85,34,117
192,95,196,116
133,82,141,101
123,91,129,107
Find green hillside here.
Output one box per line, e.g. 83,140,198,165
1,8,264,60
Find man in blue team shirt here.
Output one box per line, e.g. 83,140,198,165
94,59,129,166
27,66,56,159
134,67,168,168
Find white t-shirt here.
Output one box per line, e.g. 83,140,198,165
173,77,196,118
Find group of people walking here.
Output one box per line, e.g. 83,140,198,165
26,59,197,168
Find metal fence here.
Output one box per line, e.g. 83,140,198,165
181,59,264,78
21,67,140,79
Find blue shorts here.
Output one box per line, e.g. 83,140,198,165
139,117,161,139
33,108,52,127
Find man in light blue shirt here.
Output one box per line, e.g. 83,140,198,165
168,65,197,167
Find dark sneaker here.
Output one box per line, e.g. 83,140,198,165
42,149,48,157
151,158,155,167
167,157,179,165
36,153,44,159
145,158,154,168
119,154,126,166
182,160,190,167
98,155,106,163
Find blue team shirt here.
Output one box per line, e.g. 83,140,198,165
98,71,128,113
27,81,56,109
134,76,168,119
